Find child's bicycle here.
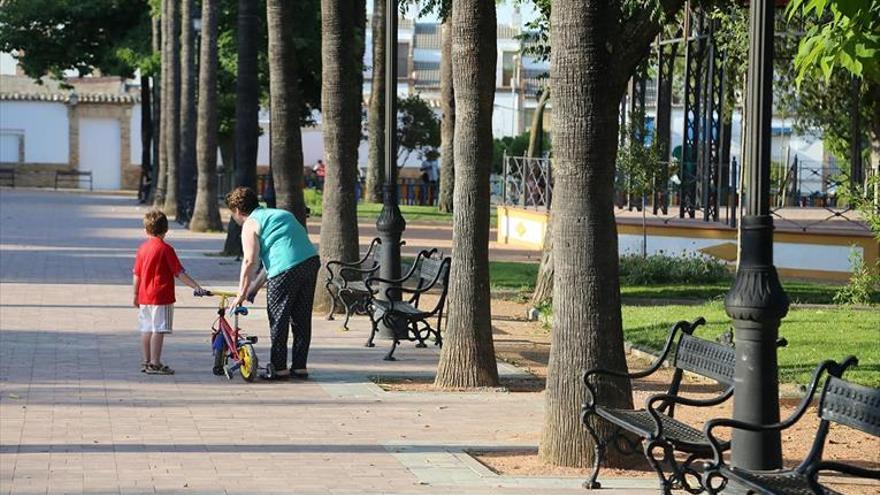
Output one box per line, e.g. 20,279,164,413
195,289,259,382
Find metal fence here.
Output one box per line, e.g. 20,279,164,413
496,154,871,233
500,154,553,209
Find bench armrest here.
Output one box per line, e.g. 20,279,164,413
337,265,381,287
703,356,859,467
582,318,703,410
645,388,733,438
325,238,383,280
364,248,437,294
807,461,880,482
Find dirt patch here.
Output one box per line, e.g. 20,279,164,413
389,295,880,483
373,375,544,393
469,449,879,494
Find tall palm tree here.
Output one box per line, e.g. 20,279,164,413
539,0,684,469
222,0,260,257
190,0,223,232
364,0,385,204
151,12,163,206
179,0,197,220
266,0,307,225
437,18,455,213
234,0,260,189
163,0,181,218
434,0,498,388
154,3,168,209
313,0,365,312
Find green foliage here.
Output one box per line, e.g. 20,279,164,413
492,132,535,174
618,252,732,285
834,175,880,306
616,109,664,199
396,94,441,163
787,0,880,84
0,0,153,79
838,174,880,241
833,249,880,306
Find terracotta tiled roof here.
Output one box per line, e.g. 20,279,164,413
0,75,139,104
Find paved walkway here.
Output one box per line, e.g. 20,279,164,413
0,190,653,494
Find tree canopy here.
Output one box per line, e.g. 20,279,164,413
0,0,154,80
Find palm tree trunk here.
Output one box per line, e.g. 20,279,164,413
190,0,223,232
527,89,550,158
221,0,260,257
179,0,197,221
234,0,260,189
140,75,152,203
529,88,553,307
364,0,386,204
434,0,499,389
539,0,633,468
164,0,181,218
267,0,308,225
313,0,364,312
437,19,455,213
154,6,167,209
150,15,161,203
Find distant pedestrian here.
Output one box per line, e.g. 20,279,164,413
133,210,205,375
419,151,439,205
314,159,326,192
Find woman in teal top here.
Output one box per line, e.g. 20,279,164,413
227,187,319,380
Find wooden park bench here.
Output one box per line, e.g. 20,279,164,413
55,170,93,190
364,252,450,361
0,168,14,188
702,356,880,495
581,317,739,493
324,238,410,331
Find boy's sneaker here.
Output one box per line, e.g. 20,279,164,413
140,361,149,373
146,363,175,375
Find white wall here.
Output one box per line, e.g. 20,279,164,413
0,52,17,76
0,101,69,163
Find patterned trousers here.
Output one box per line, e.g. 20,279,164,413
266,256,320,371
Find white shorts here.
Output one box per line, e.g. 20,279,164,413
138,305,174,333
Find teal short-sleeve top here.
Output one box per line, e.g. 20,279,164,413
248,207,317,278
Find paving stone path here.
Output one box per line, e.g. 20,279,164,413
0,189,653,494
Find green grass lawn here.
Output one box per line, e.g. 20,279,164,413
486,260,852,304
305,189,497,226
622,301,880,387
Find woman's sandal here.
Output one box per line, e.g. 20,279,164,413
146,363,175,375
259,364,289,381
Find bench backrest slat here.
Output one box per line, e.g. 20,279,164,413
674,334,735,387
820,376,880,437
419,257,449,288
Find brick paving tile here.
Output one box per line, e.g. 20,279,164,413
1,190,653,495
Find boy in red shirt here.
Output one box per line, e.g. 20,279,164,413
133,210,204,375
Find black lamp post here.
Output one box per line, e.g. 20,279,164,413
375,0,406,339
724,0,789,470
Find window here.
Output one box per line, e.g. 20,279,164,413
502,51,517,87
397,42,409,79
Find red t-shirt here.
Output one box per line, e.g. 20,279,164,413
133,237,184,305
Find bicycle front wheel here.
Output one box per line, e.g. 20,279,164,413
238,343,258,382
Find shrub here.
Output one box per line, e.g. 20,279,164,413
618,252,731,285
834,249,880,306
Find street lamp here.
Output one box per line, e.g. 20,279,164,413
375,0,406,339
511,54,519,137
724,0,789,471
